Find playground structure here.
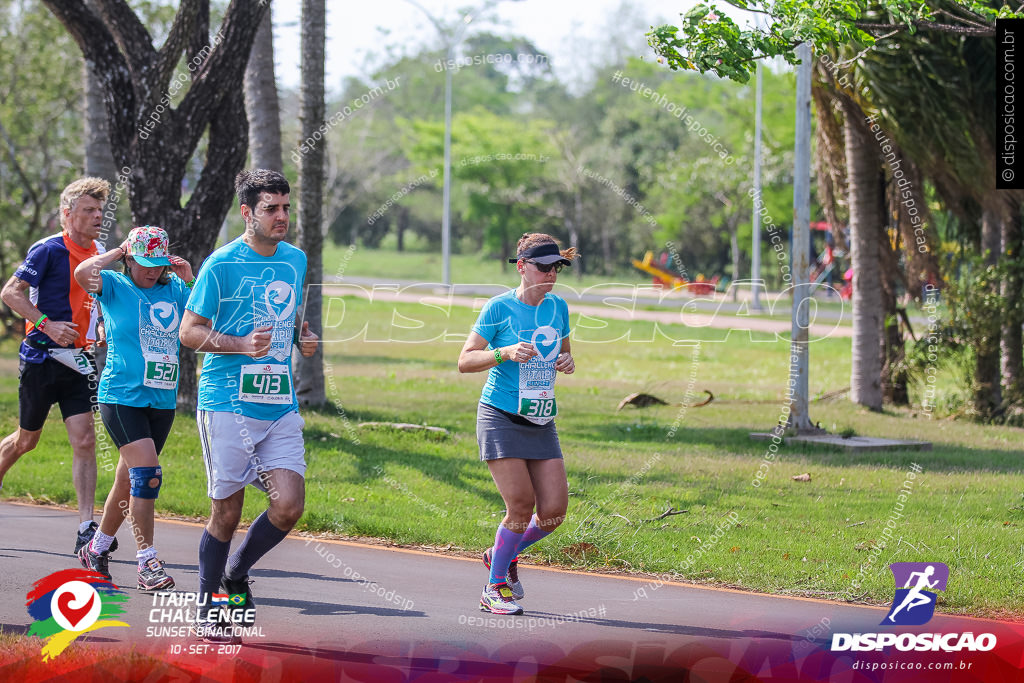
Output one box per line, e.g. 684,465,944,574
809,221,853,300
634,222,852,299
631,251,720,295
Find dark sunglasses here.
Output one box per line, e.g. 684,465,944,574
526,260,564,273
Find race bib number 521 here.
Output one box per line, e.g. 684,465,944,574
143,352,179,390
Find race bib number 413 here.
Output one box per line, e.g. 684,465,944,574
239,364,292,404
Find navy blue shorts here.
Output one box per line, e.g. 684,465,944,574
18,357,95,431
99,403,175,451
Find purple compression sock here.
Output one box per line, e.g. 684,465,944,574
513,515,551,556
488,524,524,585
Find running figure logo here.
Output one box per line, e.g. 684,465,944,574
882,562,949,626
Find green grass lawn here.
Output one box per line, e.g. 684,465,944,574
0,297,1019,620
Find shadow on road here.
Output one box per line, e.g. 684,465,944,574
258,596,426,619
524,609,797,642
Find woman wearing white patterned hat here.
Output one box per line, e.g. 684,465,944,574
74,226,193,590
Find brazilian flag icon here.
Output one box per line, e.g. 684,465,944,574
228,594,246,606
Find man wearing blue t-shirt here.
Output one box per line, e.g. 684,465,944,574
179,169,318,642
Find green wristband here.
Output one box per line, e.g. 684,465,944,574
494,348,503,364
34,314,48,330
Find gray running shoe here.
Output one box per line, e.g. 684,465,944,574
479,582,524,615
482,548,524,600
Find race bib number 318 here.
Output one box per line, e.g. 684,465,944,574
518,390,557,418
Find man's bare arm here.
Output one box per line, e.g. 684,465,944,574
2,275,79,346
179,309,272,357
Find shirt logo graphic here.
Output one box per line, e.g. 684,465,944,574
531,325,560,362
263,281,296,321
149,301,179,332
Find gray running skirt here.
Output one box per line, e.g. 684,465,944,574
476,402,563,462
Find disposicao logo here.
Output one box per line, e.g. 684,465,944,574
831,562,996,653
26,569,129,660
882,562,948,625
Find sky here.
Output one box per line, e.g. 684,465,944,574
271,0,707,93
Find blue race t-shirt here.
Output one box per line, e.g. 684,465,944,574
93,270,191,409
186,237,307,421
472,289,570,424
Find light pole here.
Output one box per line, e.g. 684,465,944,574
404,0,520,286
751,57,763,311
788,41,815,433
440,16,472,287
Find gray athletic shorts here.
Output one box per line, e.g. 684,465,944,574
197,409,307,500
476,402,563,462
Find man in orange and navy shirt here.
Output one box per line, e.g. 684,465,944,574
0,177,118,555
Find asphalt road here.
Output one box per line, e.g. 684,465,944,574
2,501,1019,681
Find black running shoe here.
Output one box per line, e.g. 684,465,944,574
221,574,256,626
74,521,118,555
190,607,242,644
77,542,112,582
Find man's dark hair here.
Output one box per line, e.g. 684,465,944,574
235,169,290,209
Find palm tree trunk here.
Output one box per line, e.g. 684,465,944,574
843,100,883,410
397,207,408,252
1001,204,1022,404
879,163,909,405
244,8,282,171
82,1,118,375
880,226,908,404
573,188,583,279
730,220,740,302
975,205,1003,417
294,0,326,408
83,69,118,198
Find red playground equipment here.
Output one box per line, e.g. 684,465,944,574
631,251,719,295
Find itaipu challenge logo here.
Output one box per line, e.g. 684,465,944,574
25,569,129,660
